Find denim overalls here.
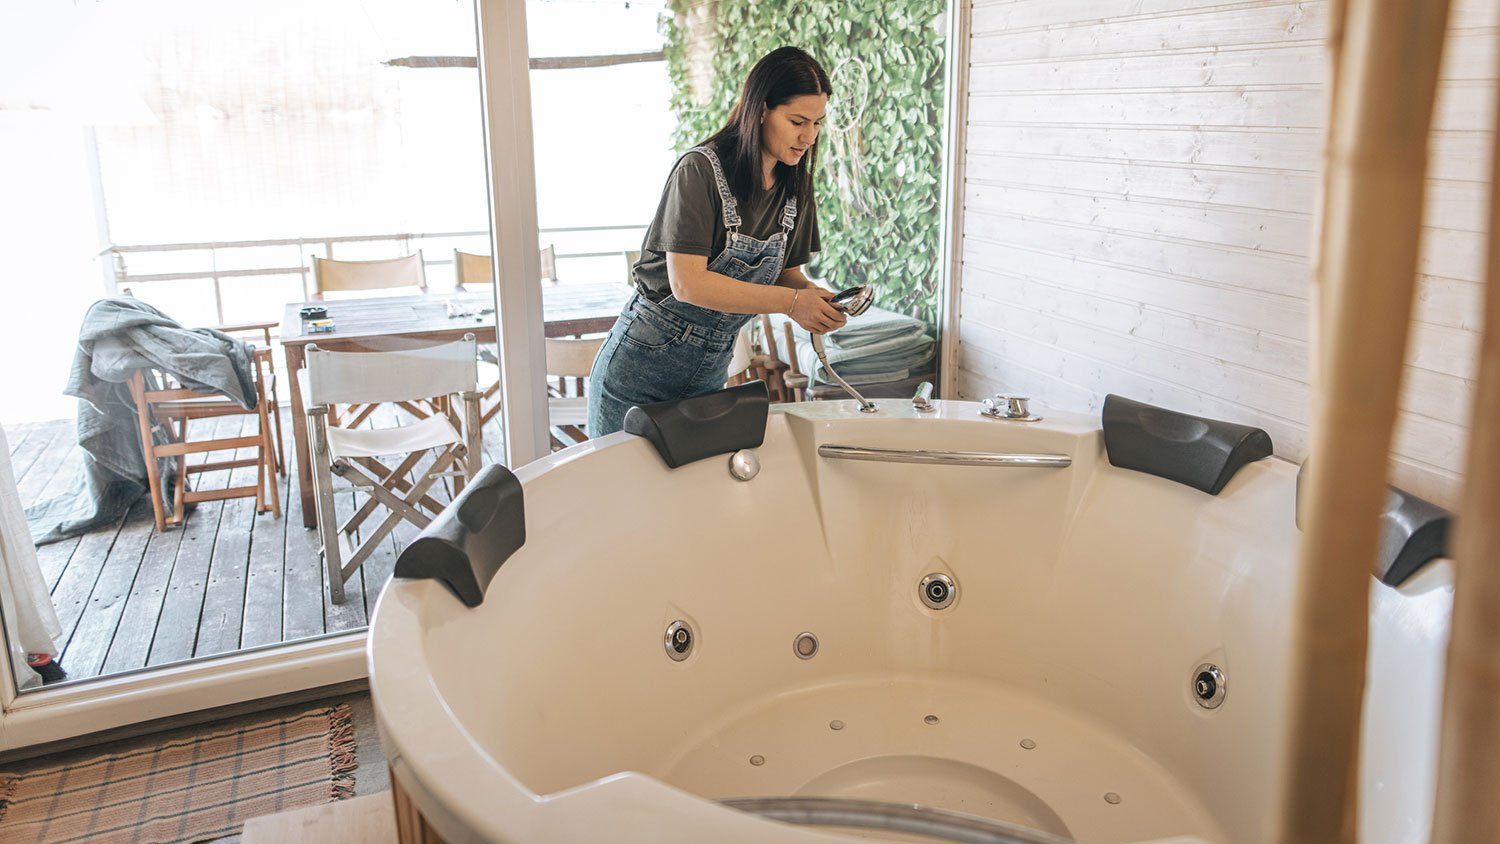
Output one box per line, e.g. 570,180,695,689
588,146,797,436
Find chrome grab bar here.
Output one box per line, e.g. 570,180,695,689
818,444,1071,468
720,797,1075,844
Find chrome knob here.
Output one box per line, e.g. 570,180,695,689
981,394,1041,422
912,381,935,412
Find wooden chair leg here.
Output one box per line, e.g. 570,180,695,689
310,411,346,604
273,401,287,475
128,374,169,533
259,400,281,519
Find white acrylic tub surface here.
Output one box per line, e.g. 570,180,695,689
368,399,1453,844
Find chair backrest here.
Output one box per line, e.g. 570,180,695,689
454,249,493,290
544,337,605,379
726,323,754,381
453,247,559,289
312,252,427,299
623,250,641,286
306,335,477,407
539,244,558,284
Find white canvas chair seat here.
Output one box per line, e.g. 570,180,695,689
305,334,482,604
549,397,588,427
325,413,460,460
476,338,603,449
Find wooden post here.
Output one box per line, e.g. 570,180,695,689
1278,1,1452,842
1428,68,1500,844
1306,0,1347,416
390,768,449,844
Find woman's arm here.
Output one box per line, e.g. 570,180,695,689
776,265,817,289
666,253,846,333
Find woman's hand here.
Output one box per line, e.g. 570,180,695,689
788,287,848,334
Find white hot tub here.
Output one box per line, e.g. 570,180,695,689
368,398,1453,844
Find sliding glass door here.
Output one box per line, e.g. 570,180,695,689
0,0,545,749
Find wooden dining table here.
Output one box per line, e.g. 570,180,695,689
279,283,631,526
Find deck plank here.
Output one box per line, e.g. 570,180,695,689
146,415,239,667
28,429,87,590
101,508,188,674
10,400,508,683
17,425,81,525
241,455,291,649
282,453,327,643
323,431,369,635
48,506,129,661
59,498,156,677
194,415,260,659
5,423,51,487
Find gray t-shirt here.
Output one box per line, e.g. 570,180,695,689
633,150,821,302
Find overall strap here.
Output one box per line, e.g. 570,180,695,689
692,146,741,234
780,195,799,233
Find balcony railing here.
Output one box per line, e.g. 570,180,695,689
105,225,645,326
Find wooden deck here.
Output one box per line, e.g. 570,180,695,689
6,407,507,684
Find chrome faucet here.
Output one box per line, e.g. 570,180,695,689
980,394,1042,422
812,285,878,413
911,381,935,412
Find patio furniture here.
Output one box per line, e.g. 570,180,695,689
311,253,427,300
453,247,566,419
540,244,558,284
726,315,790,402
452,246,560,291
623,250,640,286
542,336,605,448
304,335,482,604
279,286,630,526
214,321,287,473
311,253,434,427
781,321,808,402
127,348,282,533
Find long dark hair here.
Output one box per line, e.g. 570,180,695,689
700,47,832,214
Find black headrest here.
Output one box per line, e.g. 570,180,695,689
623,381,769,468
394,463,525,607
1102,394,1273,495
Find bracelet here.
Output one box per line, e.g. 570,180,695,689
789,288,801,314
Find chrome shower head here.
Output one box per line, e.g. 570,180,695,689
829,285,874,317
812,284,878,413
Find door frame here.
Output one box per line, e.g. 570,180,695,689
936,0,972,401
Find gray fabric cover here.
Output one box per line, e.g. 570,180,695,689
771,308,936,387
26,297,258,545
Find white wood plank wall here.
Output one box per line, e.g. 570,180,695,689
954,0,1495,507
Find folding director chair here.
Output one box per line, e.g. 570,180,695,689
304,334,482,603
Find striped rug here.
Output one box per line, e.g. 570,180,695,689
0,703,356,844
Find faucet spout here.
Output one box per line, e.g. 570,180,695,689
811,333,878,413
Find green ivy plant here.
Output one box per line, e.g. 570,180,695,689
662,0,947,325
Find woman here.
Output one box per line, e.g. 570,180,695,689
587,46,847,436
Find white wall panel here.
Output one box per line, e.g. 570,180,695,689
955,0,1495,507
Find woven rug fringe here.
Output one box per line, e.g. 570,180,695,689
326,703,358,801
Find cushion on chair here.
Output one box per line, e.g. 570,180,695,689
326,414,461,460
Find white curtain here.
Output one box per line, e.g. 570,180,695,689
0,426,63,691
